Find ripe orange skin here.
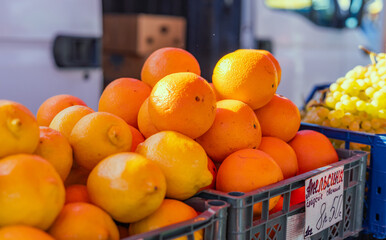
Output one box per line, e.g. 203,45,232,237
0,154,65,230
137,98,159,138
70,112,132,171
199,157,217,191
37,94,87,126
290,186,305,206
141,47,201,88
269,186,306,214
208,82,222,101
237,49,282,86
0,225,55,240
196,99,262,163
0,100,40,158
257,50,281,85
258,136,298,179
34,126,73,181
216,149,283,215
269,196,284,214
65,184,90,204
128,125,145,151
48,202,119,240
128,199,201,240
98,78,151,128
87,152,166,223
288,130,339,174
212,50,278,110
254,94,301,142
148,72,216,139
49,105,94,140
136,131,212,200
64,162,90,187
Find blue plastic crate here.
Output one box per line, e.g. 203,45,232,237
303,83,386,238
300,122,386,238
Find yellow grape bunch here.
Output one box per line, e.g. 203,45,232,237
302,50,386,136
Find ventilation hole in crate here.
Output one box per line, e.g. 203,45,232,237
347,194,352,203
228,191,245,197
254,232,260,240
160,26,169,34
378,187,382,194
329,222,340,238
347,207,351,216
207,200,225,207
267,226,277,240
146,37,154,45
345,219,350,229
376,213,380,221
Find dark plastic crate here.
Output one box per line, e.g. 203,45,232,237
198,149,367,240
122,197,229,240
300,122,386,239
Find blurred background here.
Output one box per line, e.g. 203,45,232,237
0,0,384,113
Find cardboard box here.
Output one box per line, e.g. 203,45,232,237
103,14,186,56
102,52,146,82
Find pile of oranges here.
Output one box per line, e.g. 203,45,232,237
0,47,339,239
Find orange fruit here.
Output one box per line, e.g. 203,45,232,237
0,225,54,240
36,94,87,126
87,152,166,223
269,187,306,214
254,94,301,142
289,130,339,174
70,112,132,171
0,100,39,158
128,125,145,152
49,105,94,140
290,186,305,206
199,157,217,191
65,184,90,204
196,99,262,163
269,196,284,214
137,98,159,138
117,224,130,239
208,82,222,101
98,78,151,128
216,149,283,215
136,131,212,200
148,72,216,139
64,163,90,187
236,49,282,85
141,47,201,87
34,126,73,181
0,154,65,230
258,136,298,179
212,50,278,109
128,199,202,240
48,202,119,240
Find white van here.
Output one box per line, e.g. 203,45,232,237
0,0,103,114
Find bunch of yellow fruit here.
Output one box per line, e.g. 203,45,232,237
302,48,386,147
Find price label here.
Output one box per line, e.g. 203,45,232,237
304,166,344,238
